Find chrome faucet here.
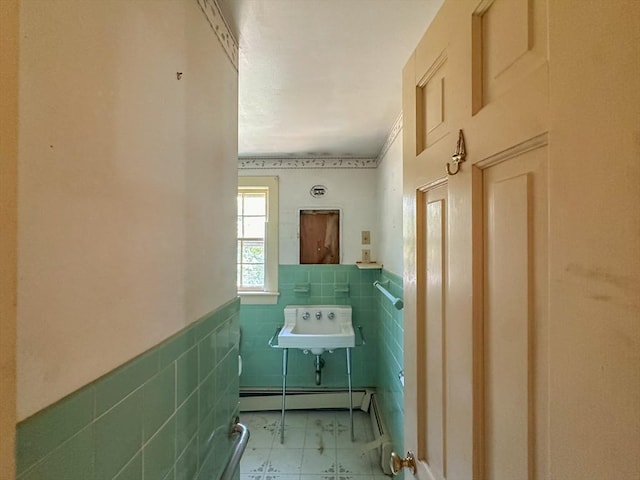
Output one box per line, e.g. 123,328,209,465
302,312,310,320
315,311,322,320
328,312,335,320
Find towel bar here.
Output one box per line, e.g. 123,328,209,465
373,280,404,310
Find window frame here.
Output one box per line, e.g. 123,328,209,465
237,176,279,304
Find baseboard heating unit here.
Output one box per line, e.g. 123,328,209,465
368,392,394,475
239,388,368,412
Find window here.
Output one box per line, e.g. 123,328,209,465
237,176,279,304
237,189,267,288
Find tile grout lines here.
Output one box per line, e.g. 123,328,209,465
240,409,388,480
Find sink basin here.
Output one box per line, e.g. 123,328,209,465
278,305,355,354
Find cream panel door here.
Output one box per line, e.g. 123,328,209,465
402,0,549,479
403,1,639,479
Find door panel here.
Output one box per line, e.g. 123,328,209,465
417,184,448,479
485,173,531,479
472,0,548,111
481,146,548,480
416,53,449,154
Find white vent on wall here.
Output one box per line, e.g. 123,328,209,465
310,185,327,197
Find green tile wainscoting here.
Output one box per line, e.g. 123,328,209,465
376,269,405,455
16,297,241,480
239,265,404,454
239,265,379,389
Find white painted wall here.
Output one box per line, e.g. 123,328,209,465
239,126,404,271
17,0,238,419
240,168,378,264
375,129,404,276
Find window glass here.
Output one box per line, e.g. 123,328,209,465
237,190,267,290
243,193,266,215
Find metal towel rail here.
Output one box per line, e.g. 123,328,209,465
373,280,404,310
220,419,250,480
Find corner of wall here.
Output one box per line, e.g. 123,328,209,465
0,0,19,477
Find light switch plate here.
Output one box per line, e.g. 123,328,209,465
361,230,371,244
361,249,371,263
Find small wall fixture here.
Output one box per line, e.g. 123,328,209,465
310,185,327,198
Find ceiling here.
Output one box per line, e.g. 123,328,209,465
217,0,444,160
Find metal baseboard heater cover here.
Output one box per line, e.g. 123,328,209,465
368,393,394,475
239,388,368,412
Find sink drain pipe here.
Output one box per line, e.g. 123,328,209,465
314,355,325,385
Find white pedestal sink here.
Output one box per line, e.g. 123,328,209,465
278,305,355,354
272,305,357,444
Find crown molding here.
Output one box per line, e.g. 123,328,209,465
375,112,403,166
197,0,239,71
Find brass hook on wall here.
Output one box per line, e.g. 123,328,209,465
446,129,467,176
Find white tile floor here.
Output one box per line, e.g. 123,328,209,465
239,409,389,480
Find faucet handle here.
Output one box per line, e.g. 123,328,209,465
315,311,322,320
328,312,335,320
302,312,310,320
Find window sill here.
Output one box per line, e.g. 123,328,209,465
238,291,280,305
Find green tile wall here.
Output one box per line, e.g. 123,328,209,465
239,265,405,453
16,297,241,480
376,269,405,454
240,265,379,390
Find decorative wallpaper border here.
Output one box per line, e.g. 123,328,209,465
197,0,239,71
239,156,378,169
